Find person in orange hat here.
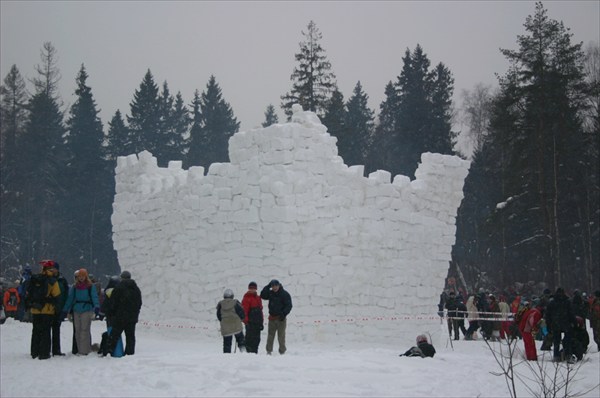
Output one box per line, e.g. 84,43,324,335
29,260,61,360
61,268,100,355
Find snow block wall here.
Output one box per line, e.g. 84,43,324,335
112,105,470,346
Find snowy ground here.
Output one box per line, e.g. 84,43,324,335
1,317,599,398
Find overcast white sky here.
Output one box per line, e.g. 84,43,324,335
1,1,598,132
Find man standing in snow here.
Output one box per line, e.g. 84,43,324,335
545,287,576,362
106,271,142,356
261,279,292,355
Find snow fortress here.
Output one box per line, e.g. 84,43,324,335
112,105,470,345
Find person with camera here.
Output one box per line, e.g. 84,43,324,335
260,279,292,355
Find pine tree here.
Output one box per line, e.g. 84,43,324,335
343,82,374,167
186,90,205,169
427,62,456,155
127,69,160,155
106,109,132,159
65,64,114,268
186,77,239,170
366,82,398,174
322,88,346,158
262,104,279,127
453,2,597,291
165,91,190,162
15,42,68,262
281,20,337,119
0,65,29,266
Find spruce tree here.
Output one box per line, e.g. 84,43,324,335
65,64,115,269
165,91,190,162
453,2,597,291
127,69,160,155
186,90,205,169
281,20,337,119
322,88,346,158
0,65,29,266
106,109,132,159
187,77,239,170
15,42,68,262
262,104,279,127
366,82,398,174
343,82,374,167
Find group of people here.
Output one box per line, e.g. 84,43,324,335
439,286,600,363
217,279,293,355
17,260,142,360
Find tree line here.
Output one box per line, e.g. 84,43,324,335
1,3,598,293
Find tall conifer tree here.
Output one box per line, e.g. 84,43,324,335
281,21,337,119
343,81,374,167
0,65,29,266
127,69,160,155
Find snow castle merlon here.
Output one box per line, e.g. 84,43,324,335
112,105,470,344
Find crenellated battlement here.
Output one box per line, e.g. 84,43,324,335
111,105,470,344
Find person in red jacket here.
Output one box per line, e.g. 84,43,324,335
241,281,264,353
519,303,543,361
3,285,21,318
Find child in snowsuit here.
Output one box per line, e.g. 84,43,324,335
216,289,246,353
241,281,263,353
401,334,436,358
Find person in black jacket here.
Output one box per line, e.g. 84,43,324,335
445,291,460,340
260,279,292,355
106,271,142,356
545,287,577,363
400,334,436,358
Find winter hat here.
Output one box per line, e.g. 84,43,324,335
248,281,258,290
223,289,234,299
40,259,56,269
120,270,131,279
416,334,428,344
555,287,565,296
270,279,280,287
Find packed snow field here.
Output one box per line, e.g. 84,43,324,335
1,317,599,397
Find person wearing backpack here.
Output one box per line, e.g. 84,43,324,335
61,268,100,355
217,288,246,353
242,281,263,353
3,284,20,319
47,261,69,356
27,260,61,360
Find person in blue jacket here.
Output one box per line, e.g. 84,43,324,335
61,268,99,355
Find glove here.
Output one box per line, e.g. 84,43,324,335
60,311,67,320
94,307,100,316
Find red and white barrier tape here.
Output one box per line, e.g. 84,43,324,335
138,313,515,330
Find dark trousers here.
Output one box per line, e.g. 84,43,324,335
71,319,79,354
110,320,137,355
223,331,245,353
245,323,262,353
31,314,53,358
553,329,572,360
466,320,479,338
51,315,63,355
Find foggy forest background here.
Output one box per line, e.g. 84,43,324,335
1,3,598,296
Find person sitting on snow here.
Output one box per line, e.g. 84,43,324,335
400,334,436,358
